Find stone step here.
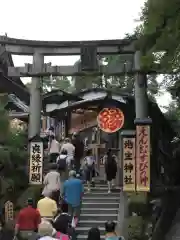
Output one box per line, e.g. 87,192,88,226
76,226,105,235
84,184,120,188
78,220,117,228
82,202,119,208
84,187,120,193
83,196,120,203
84,192,120,197
77,234,105,240
80,213,117,221
81,208,118,214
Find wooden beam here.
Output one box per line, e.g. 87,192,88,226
0,35,136,48
0,36,136,55
3,44,135,56
7,63,169,77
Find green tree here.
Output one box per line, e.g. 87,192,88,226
137,0,180,103
42,76,73,93
72,60,103,91
26,76,74,93
0,100,28,205
104,56,160,101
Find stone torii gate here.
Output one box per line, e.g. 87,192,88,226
0,36,155,238
0,35,152,139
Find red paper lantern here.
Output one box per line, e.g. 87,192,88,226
97,108,124,133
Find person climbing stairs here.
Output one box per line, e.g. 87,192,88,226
76,182,120,240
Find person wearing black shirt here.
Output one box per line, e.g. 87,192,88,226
53,200,72,235
71,133,84,173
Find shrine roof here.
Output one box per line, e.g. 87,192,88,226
0,74,30,104
6,94,29,112
6,52,27,89
42,89,81,105
74,87,132,103
8,111,29,119
0,48,30,103
75,87,132,97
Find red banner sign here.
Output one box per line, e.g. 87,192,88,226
97,108,124,133
136,125,150,192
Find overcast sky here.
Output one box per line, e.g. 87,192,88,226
0,0,171,110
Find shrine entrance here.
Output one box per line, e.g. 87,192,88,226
88,127,106,180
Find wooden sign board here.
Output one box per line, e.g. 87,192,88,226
136,125,150,192
29,141,43,185
88,143,106,149
5,201,14,222
122,137,136,192
69,111,97,134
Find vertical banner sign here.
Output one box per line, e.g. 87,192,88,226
136,125,150,192
123,137,136,191
29,141,43,184
4,201,14,222
59,120,66,140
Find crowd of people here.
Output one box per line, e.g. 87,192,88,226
2,129,123,240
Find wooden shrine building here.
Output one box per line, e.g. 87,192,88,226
43,87,176,181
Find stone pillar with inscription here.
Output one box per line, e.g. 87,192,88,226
117,130,136,239
134,51,152,191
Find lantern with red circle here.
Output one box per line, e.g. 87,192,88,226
97,108,124,133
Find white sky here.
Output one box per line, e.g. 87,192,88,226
0,0,171,110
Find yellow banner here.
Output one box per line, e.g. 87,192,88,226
136,125,150,192
123,137,136,192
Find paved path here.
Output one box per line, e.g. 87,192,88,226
166,208,180,240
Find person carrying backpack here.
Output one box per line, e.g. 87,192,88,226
56,149,68,193
83,149,96,192
104,149,117,193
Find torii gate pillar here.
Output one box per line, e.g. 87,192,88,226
28,52,44,139
134,51,148,119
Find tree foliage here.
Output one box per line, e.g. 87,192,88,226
26,76,74,93
0,99,28,205
138,0,180,104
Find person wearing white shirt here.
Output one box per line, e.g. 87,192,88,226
42,164,61,204
60,138,75,168
48,135,60,163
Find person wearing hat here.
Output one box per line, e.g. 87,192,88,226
62,170,83,220
38,220,57,240
15,198,41,240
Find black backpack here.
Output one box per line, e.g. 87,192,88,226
57,155,67,171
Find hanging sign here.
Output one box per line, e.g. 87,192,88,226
97,108,124,133
29,141,43,185
123,137,136,191
69,111,97,134
136,125,150,192
4,201,14,222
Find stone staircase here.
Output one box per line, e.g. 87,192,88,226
76,183,120,240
